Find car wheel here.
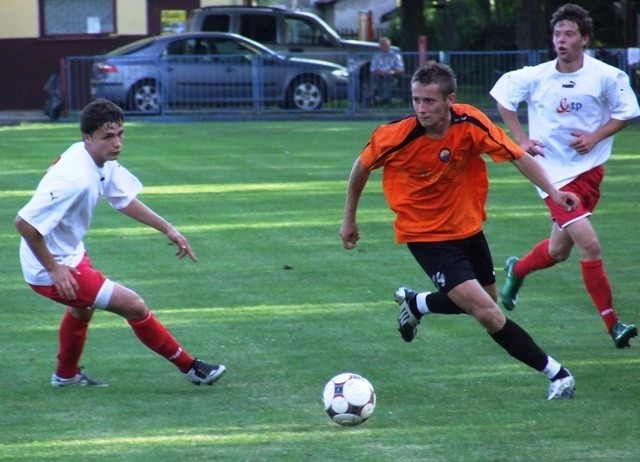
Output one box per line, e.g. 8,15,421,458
286,77,324,111
127,80,160,113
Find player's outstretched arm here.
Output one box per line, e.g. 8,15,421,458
511,154,580,212
119,199,197,261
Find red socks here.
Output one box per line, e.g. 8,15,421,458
513,239,555,278
515,239,618,334
128,312,195,372
581,259,617,333
55,309,89,378
55,310,195,377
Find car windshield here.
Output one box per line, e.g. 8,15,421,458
291,13,341,41
106,38,156,56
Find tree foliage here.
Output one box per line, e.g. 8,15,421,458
399,0,640,51
399,0,427,51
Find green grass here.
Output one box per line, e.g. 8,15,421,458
0,119,639,461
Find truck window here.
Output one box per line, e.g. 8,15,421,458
284,17,326,46
239,15,277,44
201,14,230,32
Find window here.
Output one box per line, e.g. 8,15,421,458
166,39,190,56
201,14,230,32
284,17,322,46
166,38,217,57
216,39,252,56
40,0,115,38
239,15,277,44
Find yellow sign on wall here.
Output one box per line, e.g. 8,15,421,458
161,10,186,34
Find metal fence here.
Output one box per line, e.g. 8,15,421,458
63,48,635,118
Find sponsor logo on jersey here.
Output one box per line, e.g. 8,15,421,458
562,80,576,88
556,97,583,113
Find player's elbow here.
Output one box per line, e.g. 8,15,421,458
14,215,39,239
14,215,26,233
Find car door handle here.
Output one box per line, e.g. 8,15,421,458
289,47,304,52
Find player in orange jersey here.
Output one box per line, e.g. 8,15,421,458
340,62,579,400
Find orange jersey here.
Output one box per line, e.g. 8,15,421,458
360,104,525,243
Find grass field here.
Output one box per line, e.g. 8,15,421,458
0,119,638,461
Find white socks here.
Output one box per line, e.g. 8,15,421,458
543,357,562,379
416,292,430,314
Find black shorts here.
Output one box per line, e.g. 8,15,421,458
406,231,496,294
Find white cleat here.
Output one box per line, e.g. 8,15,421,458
547,372,575,400
185,359,226,385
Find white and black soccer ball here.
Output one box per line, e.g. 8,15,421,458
322,372,376,426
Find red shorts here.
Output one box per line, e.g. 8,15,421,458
544,165,604,229
29,254,109,309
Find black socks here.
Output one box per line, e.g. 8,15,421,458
490,318,548,372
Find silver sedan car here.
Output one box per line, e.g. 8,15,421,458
90,32,349,113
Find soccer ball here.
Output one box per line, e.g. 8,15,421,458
322,372,376,426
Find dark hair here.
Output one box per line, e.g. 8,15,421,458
411,61,457,95
550,3,593,38
80,98,124,135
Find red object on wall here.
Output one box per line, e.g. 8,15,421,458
358,10,374,41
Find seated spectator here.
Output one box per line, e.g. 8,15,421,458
369,37,404,105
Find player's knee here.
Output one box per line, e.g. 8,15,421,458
125,295,149,320
472,304,505,331
107,292,149,320
69,306,95,322
549,246,571,262
578,238,602,260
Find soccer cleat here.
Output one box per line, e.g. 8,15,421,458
611,321,638,348
51,368,108,388
185,359,226,385
395,287,421,343
547,371,575,400
501,256,524,311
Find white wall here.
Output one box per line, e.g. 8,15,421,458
329,0,398,31
0,0,39,38
116,0,146,35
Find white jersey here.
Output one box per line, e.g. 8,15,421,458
490,54,640,196
17,142,142,285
